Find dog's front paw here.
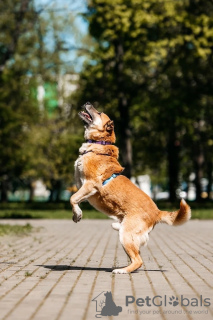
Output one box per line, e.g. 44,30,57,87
72,214,82,223
112,268,128,274
72,206,82,223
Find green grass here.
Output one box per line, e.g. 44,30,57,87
0,223,33,236
189,209,213,219
0,202,107,219
0,209,107,219
0,202,212,219
157,201,213,219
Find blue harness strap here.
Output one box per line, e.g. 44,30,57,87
102,173,120,186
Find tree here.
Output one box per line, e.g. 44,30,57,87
21,108,82,202
142,0,213,201
0,0,40,201
0,0,80,201
75,0,213,201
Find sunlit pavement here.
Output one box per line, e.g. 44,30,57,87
0,219,212,320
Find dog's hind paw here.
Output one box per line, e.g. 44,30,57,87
112,268,128,274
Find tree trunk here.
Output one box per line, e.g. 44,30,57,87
28,181,35,202
207,161,212,200
48,189,54,202
117,95,133,178
194,148,204,202
0,178,8,202
48,179,55,202
114,40,133,178
48,179,61,202
55,180,62,202
167,133,180,202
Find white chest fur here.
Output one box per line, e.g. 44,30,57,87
74,143,92,189
74,155,84,189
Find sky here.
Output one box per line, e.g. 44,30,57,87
35,0,89,72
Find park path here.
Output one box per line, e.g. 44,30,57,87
0,219,212,320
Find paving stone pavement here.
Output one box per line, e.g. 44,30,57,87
0,219,212,320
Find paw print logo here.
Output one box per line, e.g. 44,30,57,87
169,296,179,307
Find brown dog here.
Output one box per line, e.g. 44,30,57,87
70,102,191,274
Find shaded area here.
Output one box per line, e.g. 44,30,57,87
37,265,113,272
37,264,167,273
0,202,212,220
0,213,41,219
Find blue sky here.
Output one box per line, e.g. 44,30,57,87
35,0,89,72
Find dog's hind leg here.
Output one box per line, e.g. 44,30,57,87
112,219,145,274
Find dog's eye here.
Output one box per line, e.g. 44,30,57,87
97,112,102,115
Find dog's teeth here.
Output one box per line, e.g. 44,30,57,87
80,111,92,121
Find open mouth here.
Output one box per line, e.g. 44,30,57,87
78,108,93,125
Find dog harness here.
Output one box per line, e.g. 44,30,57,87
102,173,120,186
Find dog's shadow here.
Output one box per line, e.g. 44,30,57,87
36,265,167,273
36,265,112,272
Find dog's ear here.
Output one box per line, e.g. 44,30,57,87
105,120,114,132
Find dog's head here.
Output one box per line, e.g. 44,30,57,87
79,102,115,143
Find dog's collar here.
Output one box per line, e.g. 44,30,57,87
86,139,113,145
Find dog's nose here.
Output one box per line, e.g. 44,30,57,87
81,102,93,110
83,102,93,109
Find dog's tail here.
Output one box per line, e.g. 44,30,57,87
159,199,191,226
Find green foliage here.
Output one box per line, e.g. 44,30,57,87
0,0,81,201
1,0,213,202
22,112,83,188
74,0,213,200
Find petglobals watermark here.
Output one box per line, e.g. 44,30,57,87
92,292,211,318
92,291,122,318
126,295,211,308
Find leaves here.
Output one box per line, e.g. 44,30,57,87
0,0,82,199
74,0,213,199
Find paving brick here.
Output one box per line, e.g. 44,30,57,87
0,219,212,320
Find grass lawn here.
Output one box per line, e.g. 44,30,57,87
0,223,33,236
189,208,213,219
0,202,106,219
0,204,213,219
0,209,106,219
0,201,212,219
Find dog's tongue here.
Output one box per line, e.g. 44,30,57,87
82,111,92,121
